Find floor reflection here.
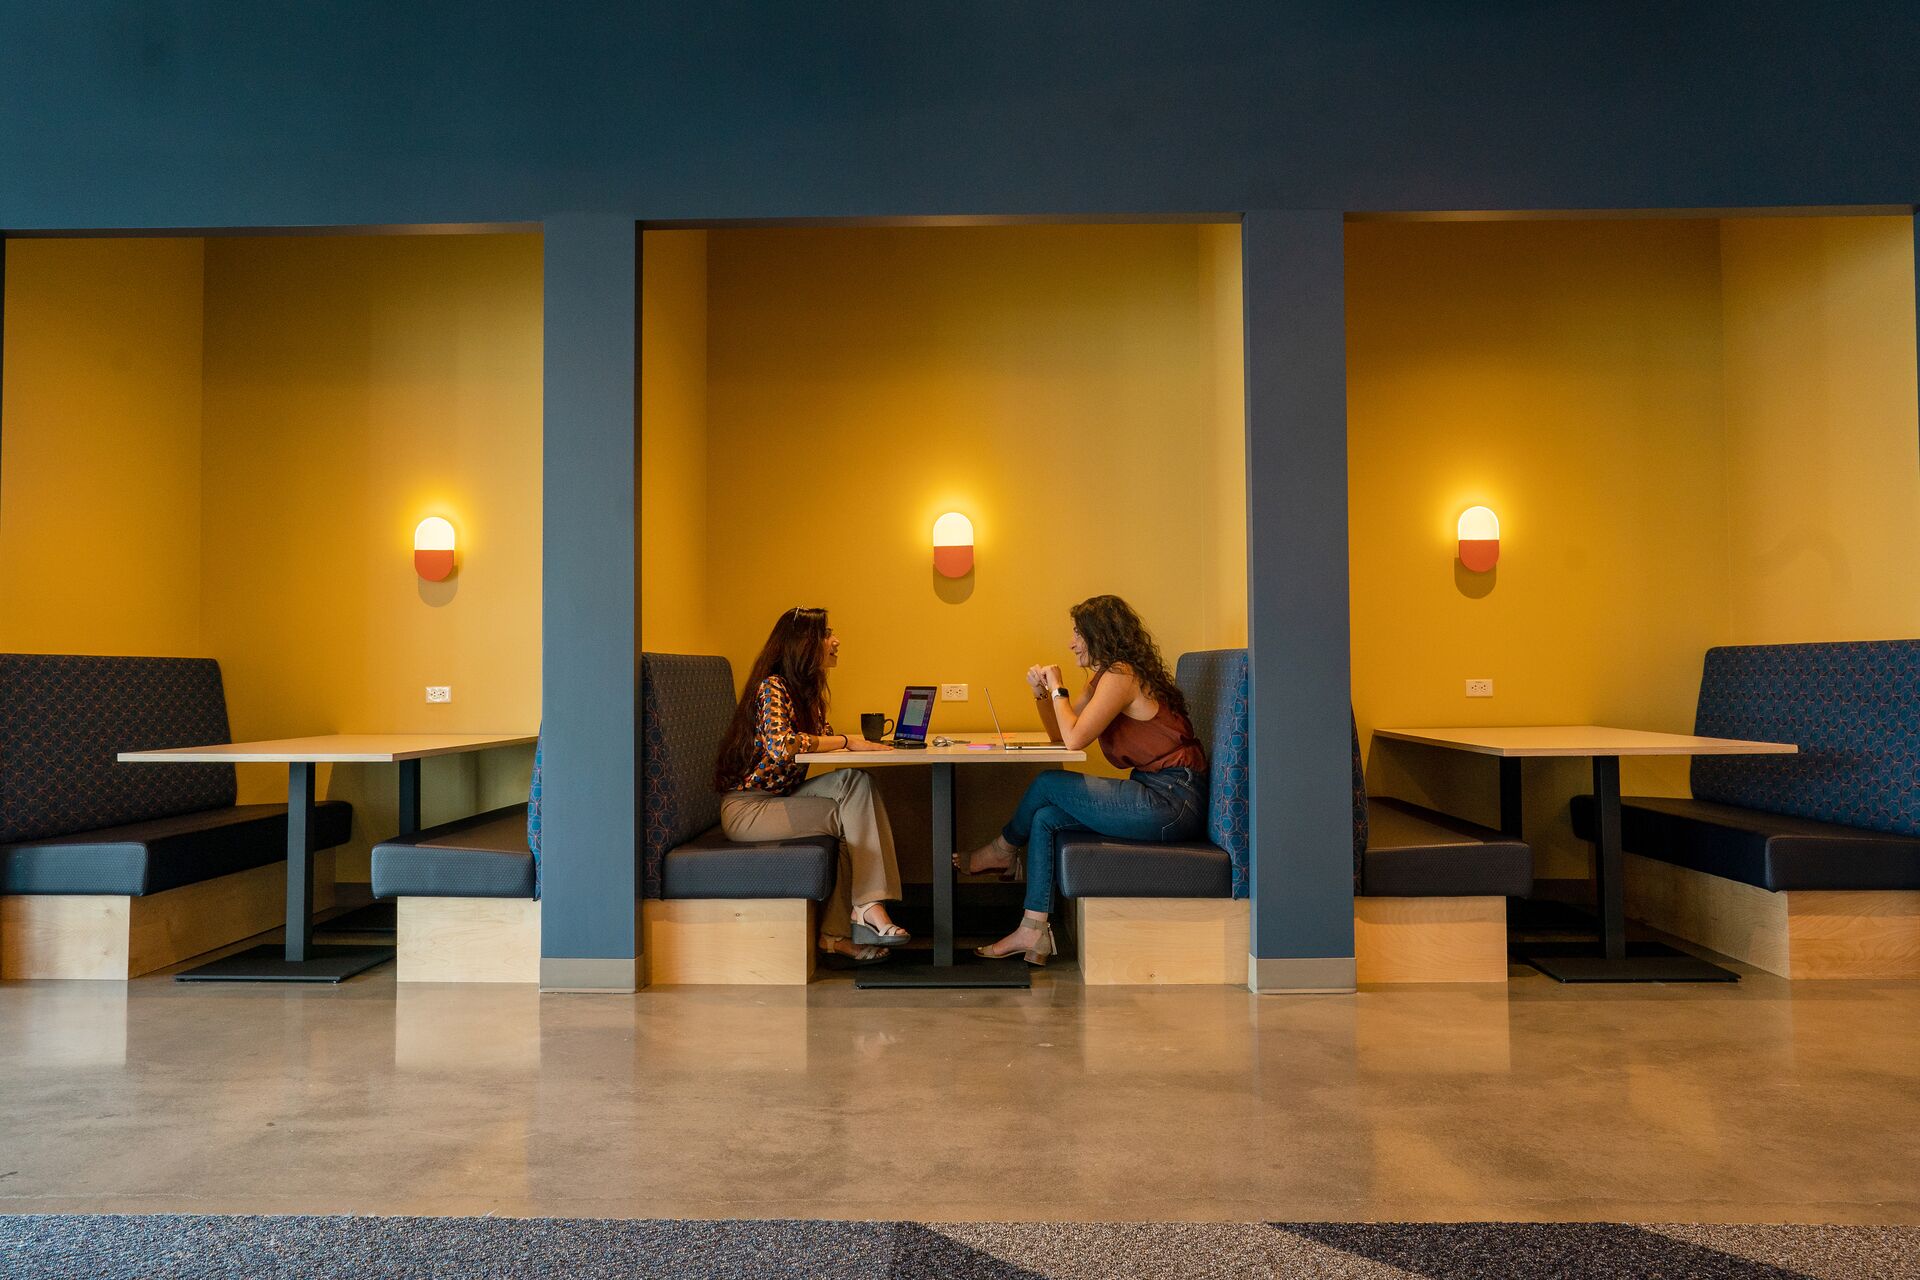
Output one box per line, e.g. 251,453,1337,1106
1,965,1917,1222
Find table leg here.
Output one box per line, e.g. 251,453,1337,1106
285,762,318,963
1592,755,1626,963
932,761,955,967
1521,753,1737,984
398,758,422,838
1498,757,1524,840
175,760,395,984
855,761,1028,990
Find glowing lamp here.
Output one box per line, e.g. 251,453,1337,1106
932,511,974,577
414,516,457,581
1457,506,1499,572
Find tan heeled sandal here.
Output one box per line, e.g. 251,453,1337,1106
852,901,910,948
953,839,1020,881
974,914,1056,965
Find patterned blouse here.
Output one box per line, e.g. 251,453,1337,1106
726,675,833,795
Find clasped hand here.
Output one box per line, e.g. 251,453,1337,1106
1026,663,1064,697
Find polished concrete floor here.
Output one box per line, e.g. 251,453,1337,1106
3,957,1918,1224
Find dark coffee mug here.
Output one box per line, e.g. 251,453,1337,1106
860,713,894,742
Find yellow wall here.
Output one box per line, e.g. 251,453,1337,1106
1721,216,1920,642
1347,220,1733,877
1,239,207,655
199,234,543,877
695,224,1246,860
639,230,712,653
705,224,1245,730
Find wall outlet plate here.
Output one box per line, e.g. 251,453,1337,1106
1465,679,1493,698
426,686,452,703
940,683,968,701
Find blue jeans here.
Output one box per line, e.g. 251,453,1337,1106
1002,767,1207,914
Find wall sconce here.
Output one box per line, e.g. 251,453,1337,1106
1457,506,1500,572
414,516,457,581
932,512,974,577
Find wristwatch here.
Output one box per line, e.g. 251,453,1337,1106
1051,686,1071,700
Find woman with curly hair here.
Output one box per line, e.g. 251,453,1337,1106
956,594,1207,964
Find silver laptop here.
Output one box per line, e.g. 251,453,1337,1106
985,687,1064,751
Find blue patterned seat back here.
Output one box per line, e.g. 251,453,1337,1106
526,734,543,894
1692,640,1920,836
0,654,239,844
1175,649,1250,899
1351,715,1368,889
640,653,736,898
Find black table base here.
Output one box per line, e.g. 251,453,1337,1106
1502,753,1741,985
1521,939,1739,984
855,955,1031,989
854,760,1040,990
175,942,395,984
176,758,418,985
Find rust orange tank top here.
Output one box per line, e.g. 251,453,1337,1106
1089,669,1208,773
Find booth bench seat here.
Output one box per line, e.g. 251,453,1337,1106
1570,640,1920,979
1354,792,1532,984
1062,649,1533,986
1059,650,1249,985
1,654,351,980
371,654,841,987
642,653,835,985
372,797,543,983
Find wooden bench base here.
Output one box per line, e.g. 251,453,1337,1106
0,852,336,980
1354,895,1509,984
1624,853,1920,979
1076,895,1511,985
642,899,816,985
1075,898,1250,984
396,896,541,983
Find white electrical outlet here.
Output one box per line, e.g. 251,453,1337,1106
426,686,452,704
1465,679,1493,698
940,684,968,702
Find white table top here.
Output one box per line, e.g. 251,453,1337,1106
798,731,1086,766
119,733,538,764
1371,725,1798,759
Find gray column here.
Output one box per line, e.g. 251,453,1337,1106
539,213,640,992
1241,210,1356,993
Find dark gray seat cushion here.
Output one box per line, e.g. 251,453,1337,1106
0,801,352,896
660,825,836,901
1056,839,1232,898
1570,793,1920,892
370,806,535,899
1362,798,1534,897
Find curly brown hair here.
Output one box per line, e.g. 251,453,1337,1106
1069,595,1186,717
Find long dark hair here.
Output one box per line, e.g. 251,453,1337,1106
713,607,832,790
1070,595,1187,717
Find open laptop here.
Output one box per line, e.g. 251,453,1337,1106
985,687,1066,751
890,685,937,748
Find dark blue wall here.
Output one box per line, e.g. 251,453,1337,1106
7,4,1915,985
4,3,1919,230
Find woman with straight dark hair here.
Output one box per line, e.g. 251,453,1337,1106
714,607,908,963
956,595,1207,964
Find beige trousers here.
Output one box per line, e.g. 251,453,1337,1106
719,768,901,941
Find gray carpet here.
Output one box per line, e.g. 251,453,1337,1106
2,1215,1916,1278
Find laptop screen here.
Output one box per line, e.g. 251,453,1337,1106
895,686,937,742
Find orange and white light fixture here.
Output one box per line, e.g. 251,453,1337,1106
1457,506,1500,572
414,516,457,581
933,511,974,578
